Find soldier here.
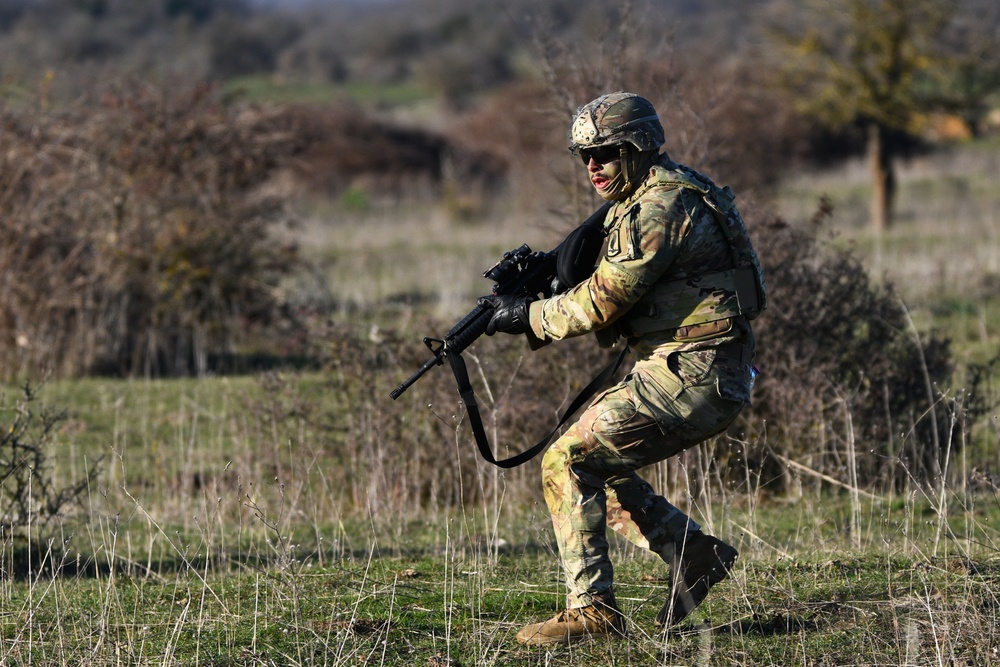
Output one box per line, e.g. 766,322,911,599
480,92,765,645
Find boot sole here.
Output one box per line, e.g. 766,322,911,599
516,626,628,646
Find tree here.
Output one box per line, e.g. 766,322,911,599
932,0,1000,138
771,0,1000,231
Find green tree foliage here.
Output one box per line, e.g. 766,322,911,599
771,0,1000,231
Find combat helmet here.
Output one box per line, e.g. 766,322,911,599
569,92,665,155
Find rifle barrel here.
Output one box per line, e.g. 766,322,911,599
389,354,442,400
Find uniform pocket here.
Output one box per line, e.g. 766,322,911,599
628,348,746,438
628,348,715,409
667,348,717,388
592,384,655,439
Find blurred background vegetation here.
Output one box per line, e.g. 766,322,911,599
5,8,1000,664
2,0,1000,521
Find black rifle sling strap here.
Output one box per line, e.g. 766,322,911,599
446,346,627,469
442,201,620,468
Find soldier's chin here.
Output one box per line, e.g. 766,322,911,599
593,183,620,202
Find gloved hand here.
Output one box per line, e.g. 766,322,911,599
477,294,535,336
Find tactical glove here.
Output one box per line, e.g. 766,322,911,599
478,294,534,336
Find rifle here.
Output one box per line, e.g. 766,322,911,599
389,201,611,401
389,202,627,468
389,243,551,401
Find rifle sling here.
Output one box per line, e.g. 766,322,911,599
445,346,628,469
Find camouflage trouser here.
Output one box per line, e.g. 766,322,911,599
541,343,750,609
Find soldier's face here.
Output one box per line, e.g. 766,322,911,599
587,154,622,196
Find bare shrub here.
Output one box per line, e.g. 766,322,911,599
0,80,301,379
0,383,101,532
739,203,972,492
276,102,507,209
0,81,512,380
208,12,302,79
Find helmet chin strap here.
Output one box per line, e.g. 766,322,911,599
598,147,658,201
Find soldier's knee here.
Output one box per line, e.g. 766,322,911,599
542,430,594,483
541,439,571,473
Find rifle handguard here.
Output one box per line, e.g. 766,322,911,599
446,303,494,352
389,201,609,401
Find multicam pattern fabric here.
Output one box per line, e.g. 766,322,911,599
526,154,762,609
569,92,665,153
541,345,747,608
528,156,762,360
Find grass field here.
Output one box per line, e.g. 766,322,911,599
4,138,1000,665
5,448,1000,665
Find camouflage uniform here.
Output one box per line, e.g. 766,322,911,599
479,92,764,642
526,155,758,610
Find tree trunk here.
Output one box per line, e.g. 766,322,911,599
868,122,897,232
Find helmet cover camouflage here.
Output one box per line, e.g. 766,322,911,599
569,92,665,154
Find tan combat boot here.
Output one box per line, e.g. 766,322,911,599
656,531,738,629
516,598,627,646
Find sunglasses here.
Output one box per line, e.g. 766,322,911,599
578,144,622,165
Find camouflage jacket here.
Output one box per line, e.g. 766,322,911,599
527,157,761,361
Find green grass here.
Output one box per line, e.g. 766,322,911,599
5,490,1000,665
10,368,1000,664
222,75,433,108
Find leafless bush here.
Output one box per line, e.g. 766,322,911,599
208,12,302,79
275,102,507,209
739,203,978,492
0,383,101,532
0,80,302,379
0,80,513,381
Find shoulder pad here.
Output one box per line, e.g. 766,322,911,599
648,164,710,194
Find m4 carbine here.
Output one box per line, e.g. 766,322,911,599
389,202,611,401
388,202,625,469
389,244,548,401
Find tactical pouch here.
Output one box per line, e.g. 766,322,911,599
621,267,758,336
673,318,733,342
